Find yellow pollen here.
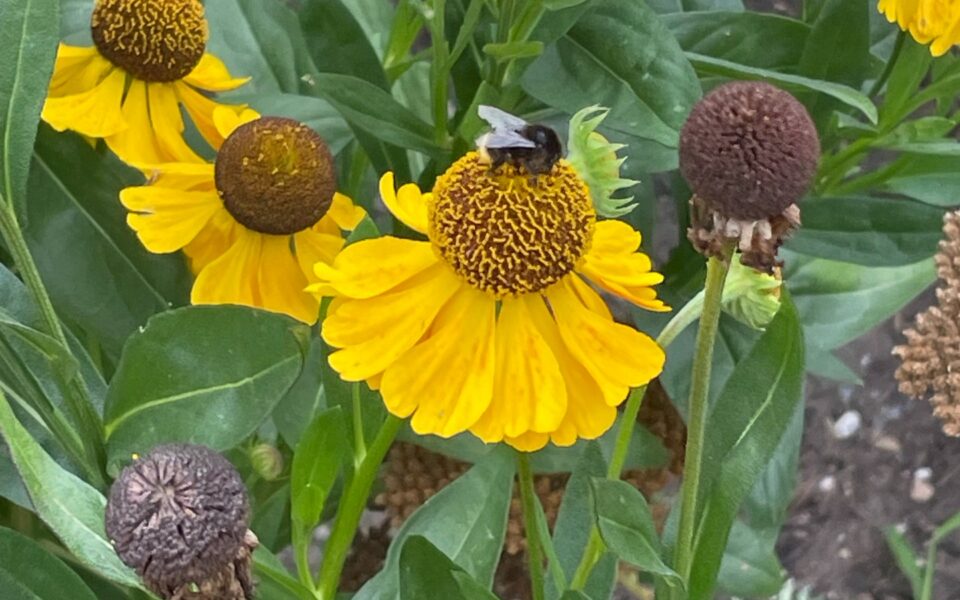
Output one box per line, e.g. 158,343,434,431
429,152,595,297
91,0,207,82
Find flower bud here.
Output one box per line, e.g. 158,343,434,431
250,443,284,481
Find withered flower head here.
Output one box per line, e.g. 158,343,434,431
679,81,818,273
895,211,960,436
105,444,258,599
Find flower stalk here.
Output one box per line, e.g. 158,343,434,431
517,451,547,600
672,247,735,586
316,413,403,599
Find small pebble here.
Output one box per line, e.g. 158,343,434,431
833,410,862,439
910,468,935,503
839,547,852,559
874,435,902,453
818,475,837,493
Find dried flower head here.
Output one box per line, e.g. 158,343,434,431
895,211,960,436
680,81,818,272
105,444,258,599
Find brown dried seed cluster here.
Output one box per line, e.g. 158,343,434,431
679,81,820,220
91,0,207,82
104,444,257,600
215,117,336,235
894,211,960,436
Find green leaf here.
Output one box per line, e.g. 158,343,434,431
591,478,681,584
353,450,514,599
253,547,315,600
0,0,58,212
25,126,191,360
0,445,31,508
206,0,320,95
688,296,805,600
548,443,614,600
785,196,944,267
881,37,933,126
716,521,785,597
0,527,98,600
744,404,804,529
290,407,348,530
796,0,871,123
805,348,862,384
274,337,327,447
884,172,960,207
103,306,306,471
522,0,701,149
398,536,498,600
313,73,441,158
663,11,810,70
299,0,389,89
686,53,879,125
482,41,545,62
0,392,141,588
785,250,936,351
883,527,923,599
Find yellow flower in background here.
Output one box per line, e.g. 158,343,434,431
313,154,668,452
120,110,365,324
879,0,960,56
42,0,249,165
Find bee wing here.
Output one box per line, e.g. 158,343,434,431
478,105,529,132
477,130,536,149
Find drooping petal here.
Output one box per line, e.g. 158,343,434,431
42,67,127,137
294,228,344,284
323,265,461,381
525,293,617,447
175,82,243,151
184,208,239,274
192,229,262,308
579,219,669,312
147,83,203,163
213,105,260,139
379,172,429,234
47,45,105,97
183,53,250,92
326,193,367,231
257,235,321,323
107,80,163,166
504,431,550,452
546,277,665,407
312,237,441,298
471,295,566,443
121,186,223,253
382,286,496,438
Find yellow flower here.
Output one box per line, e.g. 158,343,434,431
119,110,366,324
42,0,249,165
879,0,960,56
312,154,668,451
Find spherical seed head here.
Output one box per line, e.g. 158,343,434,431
91,0,207,82
105,444,250,597
679,81,820,220
429,152,596,297
215,117,337,235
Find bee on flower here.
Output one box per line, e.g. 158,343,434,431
311,106,668,452
42,0,249,165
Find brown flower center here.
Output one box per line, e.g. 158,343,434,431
214,117,337,235
429,152,595,297
91,0,207,82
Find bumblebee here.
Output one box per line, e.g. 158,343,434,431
476,105,563,176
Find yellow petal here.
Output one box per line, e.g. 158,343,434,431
579,220,668,312
381,286,496,438
258,235,321,323
192,229,262,308
141,161,217,191
379,172,429,234
175,82,242,152
547,278,665,406
314,237,440,299
47,45,103,97
184,208,239,274
42,67,127,137
326,193,367,231
213,105,260,139
525,293,617,446
504,431,550,452
121,186,223,253
183,53,251,92
294,228,344,285
471,295,566,443
323,265,461,381
148,83,203,163
106,80,163,166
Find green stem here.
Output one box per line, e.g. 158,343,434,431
517,452,546,600
351,382,366,465
429,0,450,145
316,414,403,599
0,197,105,488
868,29,907,99
607,385,647,479
569,528,604,591
672,250,734,585
292,526,314,590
